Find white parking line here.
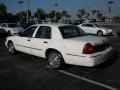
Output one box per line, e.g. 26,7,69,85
58,70,118,90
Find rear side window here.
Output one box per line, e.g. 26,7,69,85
59,25,87,38
35,26,51,39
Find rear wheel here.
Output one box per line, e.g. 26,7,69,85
8,42,16,54
97,31,103,36
47,51,64,69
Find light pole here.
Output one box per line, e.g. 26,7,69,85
26,0,29,23
19,0,23,22
54,3,58,22
107,0,114,19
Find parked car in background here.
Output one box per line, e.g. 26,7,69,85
73,20,85,25
60,20,73,24
18,22,35,29
77,23,113,36
5,24,112,69
0,28,7,37
0,23,24,35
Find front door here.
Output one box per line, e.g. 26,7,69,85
30,26,51,58
15,26,38,54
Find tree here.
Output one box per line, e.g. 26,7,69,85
91,10,102,20
78,9,86,17
61,10,68,19
92,10,97,19
85,13,90,19
49,10,55,20
6,13,15,22
49,11,62,21
113,16,120,21
66,14,71,19
97,13,103,20
24,10,31,21
56,12,61,21
27,10,31,18
96,10,101,20
77,8,88,19
34,8,46,20
77,13,82,19
0,3,7,21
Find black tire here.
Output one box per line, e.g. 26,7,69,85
8,31,11,36
97,31,103,36
47,51,64,69
8,42,16,55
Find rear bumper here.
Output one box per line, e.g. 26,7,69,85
87,48,112,66
64,47,113,67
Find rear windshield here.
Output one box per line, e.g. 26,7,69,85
59,26,87,38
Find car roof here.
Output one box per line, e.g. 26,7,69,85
80,23,95,25
2,23,16,24
32,23,73,27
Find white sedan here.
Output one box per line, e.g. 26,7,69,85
5,24,112,69
0,23,24,35
77,23,112,36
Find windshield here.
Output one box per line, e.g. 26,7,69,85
8,24,18,27
59,26,87,38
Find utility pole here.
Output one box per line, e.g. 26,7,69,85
19,0,23,22
54,3,58,23
27,0,29,23
107,0,114,25
107,0,114,19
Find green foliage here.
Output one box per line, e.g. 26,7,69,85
34,8,46,20
77,8,89,19
113,16,120,20
0,3,7,21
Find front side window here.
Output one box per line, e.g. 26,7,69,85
35,26,51,39
59,26,87,38
22,26,37,37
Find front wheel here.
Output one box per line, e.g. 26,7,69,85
8,42,16,55
97,31,103,36
47,51,64,69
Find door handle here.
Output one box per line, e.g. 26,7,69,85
27,39,31,41
43,41,48,43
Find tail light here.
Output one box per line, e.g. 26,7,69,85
83,43,95,54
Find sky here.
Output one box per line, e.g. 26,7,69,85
0,0,120,19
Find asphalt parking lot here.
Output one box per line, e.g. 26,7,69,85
0,28,120,90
